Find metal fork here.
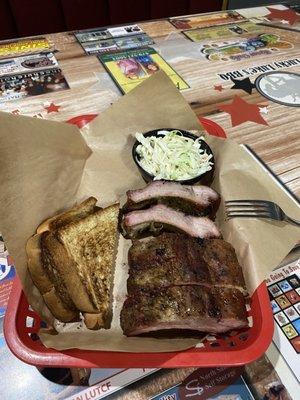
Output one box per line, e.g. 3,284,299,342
225,200,300,227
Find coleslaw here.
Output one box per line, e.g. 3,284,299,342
135,130,213,181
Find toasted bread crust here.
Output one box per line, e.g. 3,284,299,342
41,231,98,313
37,197,97,234
83,313,105,330
56,204,120,325
27,198,119,329
26,234,79,322
42,288,78,322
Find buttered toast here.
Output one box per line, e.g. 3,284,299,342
26,198,119,329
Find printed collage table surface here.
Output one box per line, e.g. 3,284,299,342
269,272,300,353
0,5,298,196
0,3,299,400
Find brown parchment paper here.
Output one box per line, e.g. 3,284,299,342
0,112,91,325
0,71,299,353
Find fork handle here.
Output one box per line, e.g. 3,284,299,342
284,216,300,227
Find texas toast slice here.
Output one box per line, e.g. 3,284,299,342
37,196,98,234
42,204,120,329
27,197,99,322
26,234,79,322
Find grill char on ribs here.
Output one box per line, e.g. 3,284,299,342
123,181,220,218
120,285,248,336
122,204,221,239
120,183,248,337
127,233,247,295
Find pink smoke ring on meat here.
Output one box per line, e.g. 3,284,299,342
122,204,221,239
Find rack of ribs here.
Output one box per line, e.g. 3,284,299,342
121,233,248,336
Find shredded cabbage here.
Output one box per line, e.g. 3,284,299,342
135,130,213,181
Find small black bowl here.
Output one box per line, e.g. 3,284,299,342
132,128,215,186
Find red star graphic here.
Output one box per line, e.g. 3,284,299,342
44,102,61,113
217,95,268,127
214,84,224,92
266,7,300,25
11,109,20,115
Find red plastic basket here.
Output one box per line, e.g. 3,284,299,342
3,115,274,367
4,277,273,368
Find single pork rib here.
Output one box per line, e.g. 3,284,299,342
121,285,248,336
123,181,220,217
127,233,247,295
121,204,221,239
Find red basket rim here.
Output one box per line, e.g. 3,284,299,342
4,277,273,368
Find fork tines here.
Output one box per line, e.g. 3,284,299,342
225,200,272,219
225,200,271,205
